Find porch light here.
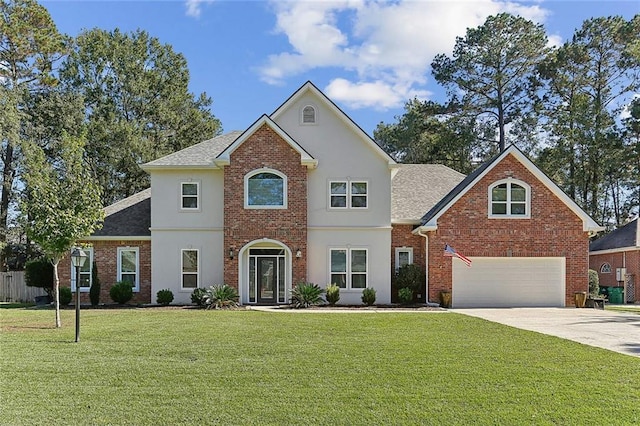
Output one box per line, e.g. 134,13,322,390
229,248,234,259
296,248,302,258
71,247,88,343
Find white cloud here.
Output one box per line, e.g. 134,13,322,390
260,0,553,110
185,0,212,18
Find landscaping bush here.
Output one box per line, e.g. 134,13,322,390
290,282,323,308
325,284,340,305
59,287,72,306
89,261,101,306
398,287,413,304
204,284,239,310
361,287,376,306
394,264,425,293
191,288,207,307
588,269,600,297
110,281,133,304
156,289,174,305
24,257,54,298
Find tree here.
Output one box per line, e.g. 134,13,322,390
537,15,640,224
60,28,222,205
1,0,66,267
431,13,549,152
21,132,103,328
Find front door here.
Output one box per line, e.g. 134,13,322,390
257,257,277,304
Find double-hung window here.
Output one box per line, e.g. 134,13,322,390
181,249,199,289
71,247,93,292
117,247,139,292
330,248,368,289
395,247,413,270
330,180,368,209
489,179,530,218
181,182,199,210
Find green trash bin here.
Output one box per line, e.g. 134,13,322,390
608,287,623,304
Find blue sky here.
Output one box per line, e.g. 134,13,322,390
43,0,639,136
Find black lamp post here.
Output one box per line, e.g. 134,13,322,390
71,247,88,343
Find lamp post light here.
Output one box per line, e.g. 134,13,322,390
71,247,88,343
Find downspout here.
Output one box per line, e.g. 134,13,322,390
416,227,429,303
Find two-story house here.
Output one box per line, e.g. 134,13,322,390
60,81,602,308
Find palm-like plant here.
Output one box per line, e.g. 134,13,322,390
204,284,239,310
290,282,324,308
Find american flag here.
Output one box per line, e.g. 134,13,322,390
444,244,472,267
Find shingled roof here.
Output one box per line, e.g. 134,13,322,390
590,219,639,252
90,189,151,238
392,164,465,223
142,131,243,168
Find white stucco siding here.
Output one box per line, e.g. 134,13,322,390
150,170,224,230
151,230,224,304
307,228,391,305
273,92,392,228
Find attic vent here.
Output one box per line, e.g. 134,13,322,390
302,105,316,124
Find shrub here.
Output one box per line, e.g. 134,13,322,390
156,289,174,305
204,284,239,310
24,258,54,298
89,261,101,306
394,264,425,293
290,282,323,308
191,288,207,307
361,287,376,306
398,287,413,304
59,287,72,306
588,269,600,296
110,281,133,304
325,284,340,305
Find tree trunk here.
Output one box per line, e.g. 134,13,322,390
1,142,15,271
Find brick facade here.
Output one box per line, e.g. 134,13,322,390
391,224,426,302
58,240,152,305
223,124,308,289
423,154,590,306
590,250,639,302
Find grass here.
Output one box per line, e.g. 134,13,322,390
1,308,639,425
606,304,640,315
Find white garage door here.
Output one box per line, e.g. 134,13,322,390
452,257,565,308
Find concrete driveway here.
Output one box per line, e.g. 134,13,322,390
453,308,640,357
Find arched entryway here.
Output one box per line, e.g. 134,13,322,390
238,239,292,305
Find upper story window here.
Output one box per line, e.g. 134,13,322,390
600,263,611,274
71,247,93,292
489,179,530,218
302,105,316,124
245,169,287,209
181,182,199,210
330,180,368,209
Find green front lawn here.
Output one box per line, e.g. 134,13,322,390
1,308,638,425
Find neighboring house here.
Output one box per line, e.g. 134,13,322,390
59,81,603,308
589,219,639,303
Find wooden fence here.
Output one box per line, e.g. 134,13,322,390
1,271,47,303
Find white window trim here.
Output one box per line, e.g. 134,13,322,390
395,247,414,271
180,181,200,211
328,179,369,210
181,249,199,291
244,169,288,209
301,104,317,125
329,247,368,290
117,247,140,292
600,263,612,274
71,247,93,292
488,178,531,219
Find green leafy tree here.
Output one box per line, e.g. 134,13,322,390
21,132,103,328
431,13,549,152
0,0,67,268
60,28,222,205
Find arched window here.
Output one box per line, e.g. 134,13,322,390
489,179,530,218
302,105,316,124
600,263,611,274
245,169,287,209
